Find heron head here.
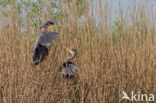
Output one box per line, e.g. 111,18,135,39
71,49,77,56
40,21,61,31
64,47,77,60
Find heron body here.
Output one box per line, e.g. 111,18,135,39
62,61,78,78
30,21,60,67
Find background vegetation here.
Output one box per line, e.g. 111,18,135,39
0,0,156,103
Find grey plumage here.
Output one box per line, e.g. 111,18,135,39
34,32,59,50
30,31,59,66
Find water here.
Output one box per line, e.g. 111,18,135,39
91,0,156,26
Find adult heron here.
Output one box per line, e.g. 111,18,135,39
30,21,61,67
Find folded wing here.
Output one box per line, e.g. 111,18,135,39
62,62,79,78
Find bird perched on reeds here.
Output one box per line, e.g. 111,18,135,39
30,21,61,67
58,47,79,79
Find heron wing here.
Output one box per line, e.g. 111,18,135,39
33,31,59,50
38,31,59,45
62,64,79,76
69,64,79,73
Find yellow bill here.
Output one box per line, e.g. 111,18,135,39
49,24,61,28
63,47,74,56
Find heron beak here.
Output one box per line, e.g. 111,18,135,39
49,24,61,28
64,47,74,56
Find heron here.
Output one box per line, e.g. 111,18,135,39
58,47,79,79
30,21,61,67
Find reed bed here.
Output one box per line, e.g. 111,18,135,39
0,0,156,103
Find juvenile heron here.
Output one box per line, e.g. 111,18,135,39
59,47,79,79
30,21,61,67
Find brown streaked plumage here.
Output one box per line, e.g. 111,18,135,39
58,47,79,79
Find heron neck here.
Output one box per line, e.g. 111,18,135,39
67,54,76,61
45,26,49,31
40,27,49,32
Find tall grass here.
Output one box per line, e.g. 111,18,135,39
0,0,156,103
